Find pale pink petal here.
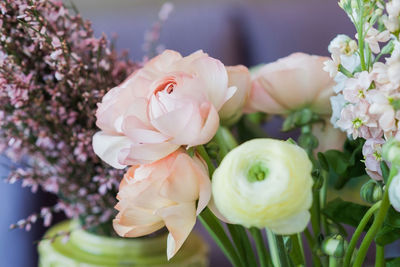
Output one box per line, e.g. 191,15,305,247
96,86,132,133
145,50,182,72
220,65,251,122
120,142,179,165
245,80,286,114
187,103,219,147
122,116,169,144
192,155,212,215
160,154,201,203
92,131,130,169
150,103,194,138
156,203,197,260
187,55,229,110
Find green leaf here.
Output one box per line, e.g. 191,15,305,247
318,138,367,189
385,206,400,228
386,257,400,267
236,116,268,143
317,152,329,171
289,234,305,266
323,150,349,175
375,225,400,246
322,198,370,228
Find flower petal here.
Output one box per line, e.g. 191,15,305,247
156,203,197,260
92,131,130,169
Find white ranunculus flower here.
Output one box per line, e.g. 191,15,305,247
389,172,400,212
211,139,313,235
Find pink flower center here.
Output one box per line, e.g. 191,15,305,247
154,78,176,96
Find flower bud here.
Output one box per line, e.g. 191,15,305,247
382,138,400,165
322,234,348,258
219,65,251,126
298,133,319,151
360,180,383,204
211,139,313,235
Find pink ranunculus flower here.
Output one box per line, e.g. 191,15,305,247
245,53,335,115
93,50,236,168
312,121,347,154
113,150,211,260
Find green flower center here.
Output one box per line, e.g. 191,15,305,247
352,118,363,129
247,162,269,183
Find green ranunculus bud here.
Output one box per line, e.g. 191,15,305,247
298,133,319,150
360,180,383,204
322,234,348,258
294,108,313,126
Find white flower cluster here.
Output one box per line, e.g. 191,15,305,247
325,0,400,181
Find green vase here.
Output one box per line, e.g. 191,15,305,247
38,220,209,267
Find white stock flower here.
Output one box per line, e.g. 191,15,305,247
383,0,400,32
330,94,347,128
361,23,390,54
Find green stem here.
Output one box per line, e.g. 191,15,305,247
343,200,381,267
320,170,329,236
352,167,398,267
375,244,385,267
329,257,338,267
352,198,390,267
250,228,270,267
199,208,242,267
311,188,321,239
304,228,322,267
196,145,215,175
228,224,258,267
197,145,244,267
357,1,366,71
297,233,306,265
339,64,354,78
215,126,238,151
289,234,306,266
266,228,291,267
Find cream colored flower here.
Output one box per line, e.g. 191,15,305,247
211,139,313,235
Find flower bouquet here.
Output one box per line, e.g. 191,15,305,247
3,0,400,266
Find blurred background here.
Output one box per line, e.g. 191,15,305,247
0,0,356,266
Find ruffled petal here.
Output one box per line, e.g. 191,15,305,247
267,210,311,235
121,142,180,165
156,203,197,260
159,154,200,203
92,131,131,169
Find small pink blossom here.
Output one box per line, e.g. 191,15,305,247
337,100,380,139
362,138,386,180
342,71,372,103
360,23,390,54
